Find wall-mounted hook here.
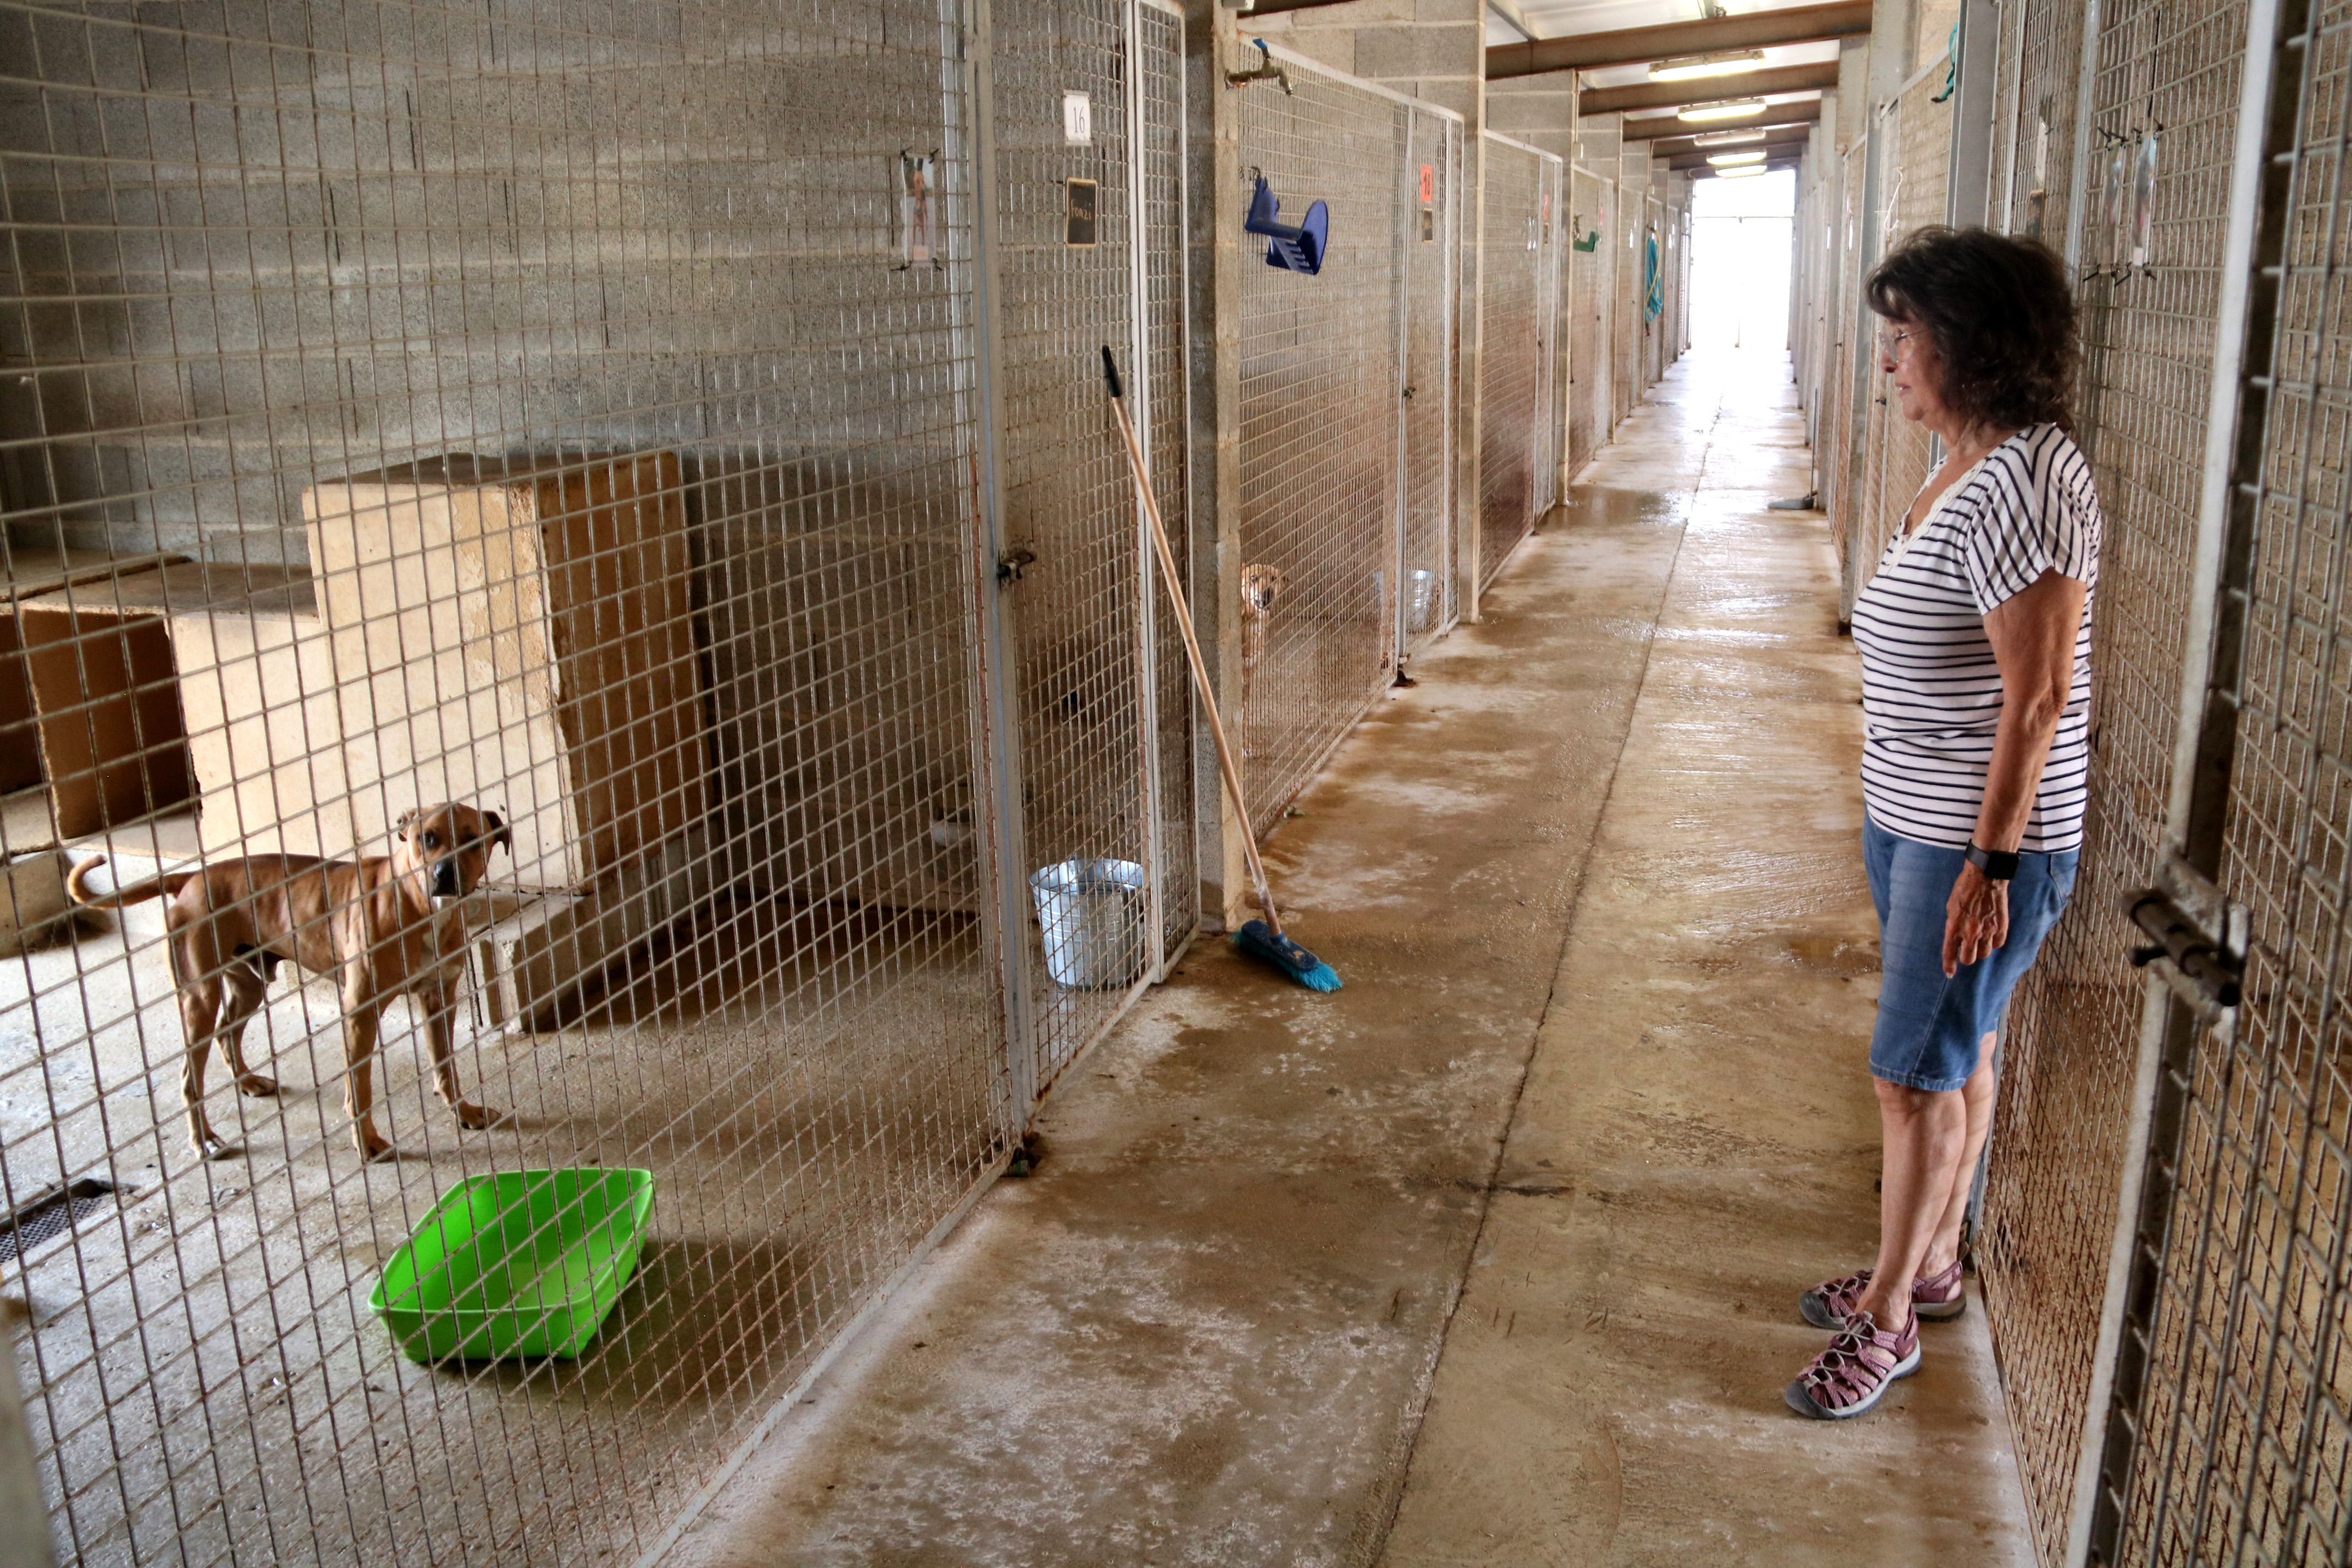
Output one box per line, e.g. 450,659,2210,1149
1244,176,1327,274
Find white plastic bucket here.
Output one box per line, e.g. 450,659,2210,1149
1028,858,1147,989
1407,569,1438,633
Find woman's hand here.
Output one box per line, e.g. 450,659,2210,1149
1944,861,2010,976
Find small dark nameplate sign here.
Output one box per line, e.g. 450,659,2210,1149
1065,178,1098,247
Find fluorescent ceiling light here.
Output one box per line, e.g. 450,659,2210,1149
1679,99,1768,123
1713,165,1767,179
1707,150,1766,166
1692,128,1767,147
1648,50,1765,81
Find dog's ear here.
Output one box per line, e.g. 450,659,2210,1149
486,811,511,854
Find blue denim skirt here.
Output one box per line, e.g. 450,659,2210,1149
1863,816,2079,1093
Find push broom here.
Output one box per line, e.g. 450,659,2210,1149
1099,346,1341,993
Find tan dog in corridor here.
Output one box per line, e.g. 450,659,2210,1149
69,804,513,1162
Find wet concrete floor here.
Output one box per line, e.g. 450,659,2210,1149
669,349,2032,1566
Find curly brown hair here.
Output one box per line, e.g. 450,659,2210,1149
1865,225,2077,432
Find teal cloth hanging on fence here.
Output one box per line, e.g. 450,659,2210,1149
1643,233,1664,322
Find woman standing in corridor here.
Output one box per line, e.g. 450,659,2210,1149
1786,226,2100,1421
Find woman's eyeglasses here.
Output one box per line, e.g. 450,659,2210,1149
1880,326,1917,361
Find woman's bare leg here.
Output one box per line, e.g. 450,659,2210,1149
1923,1032,2000,1276
1851,1076,1969,1332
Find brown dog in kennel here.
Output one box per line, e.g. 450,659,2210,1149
69,803,513,1162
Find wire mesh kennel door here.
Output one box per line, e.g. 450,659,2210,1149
2001,0,2093,243
1971,0,2258,1555
1397,108,1462,662
1849,96,1904,608
0,0,1188,1561
988,0,1193,1098
2066,0,2352,1556
1824,138,1869,600
1613,150,1642,432
1855,64,1954,584
1135,0,1199,987
1567,168,1603,478
1477,133,1555,590
1232,47,1460,838
1536,161,1566,519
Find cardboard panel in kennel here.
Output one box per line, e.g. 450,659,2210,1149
298,453,705,891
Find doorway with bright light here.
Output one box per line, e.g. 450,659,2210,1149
1690,167,1795,351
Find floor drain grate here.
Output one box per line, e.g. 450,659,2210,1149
1,1178,123,1262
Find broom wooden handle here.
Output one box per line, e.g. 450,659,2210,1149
1102,350,1281,935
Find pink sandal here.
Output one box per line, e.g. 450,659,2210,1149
1785,1309,1921,1420
1799,1258,1965,1330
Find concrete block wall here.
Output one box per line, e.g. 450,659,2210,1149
1485,73,1576,165
0,3,960,568
1239,0,1485,119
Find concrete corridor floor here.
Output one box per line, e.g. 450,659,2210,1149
669,350,2033,1567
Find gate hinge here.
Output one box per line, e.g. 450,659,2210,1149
2125,857,2248,1017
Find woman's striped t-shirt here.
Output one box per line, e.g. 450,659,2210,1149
1850,423,2102,854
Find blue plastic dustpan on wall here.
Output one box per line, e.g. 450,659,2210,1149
1245,177,1328,275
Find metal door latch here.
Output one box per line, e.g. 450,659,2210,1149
2126,859,2248,1015
996,546,1036,584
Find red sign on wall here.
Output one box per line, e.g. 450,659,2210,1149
1419,164,1435,205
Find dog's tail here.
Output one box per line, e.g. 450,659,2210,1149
67,856,184,910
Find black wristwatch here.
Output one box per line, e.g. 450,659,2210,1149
1966,843,2021,881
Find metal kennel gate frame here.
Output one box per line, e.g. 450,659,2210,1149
1822,137,1869,585
1477,132,1561,590
984,0,1196,1102
1613,145,1643,432
1567,165,1603,480
1231,43,1463,838
1398,106,1463,666
0,0,1191,1561
1843,58,1957,602
1958,0,2352,1558
2054,0,2352,1559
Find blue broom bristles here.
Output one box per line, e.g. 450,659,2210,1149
1232,919,1342,992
